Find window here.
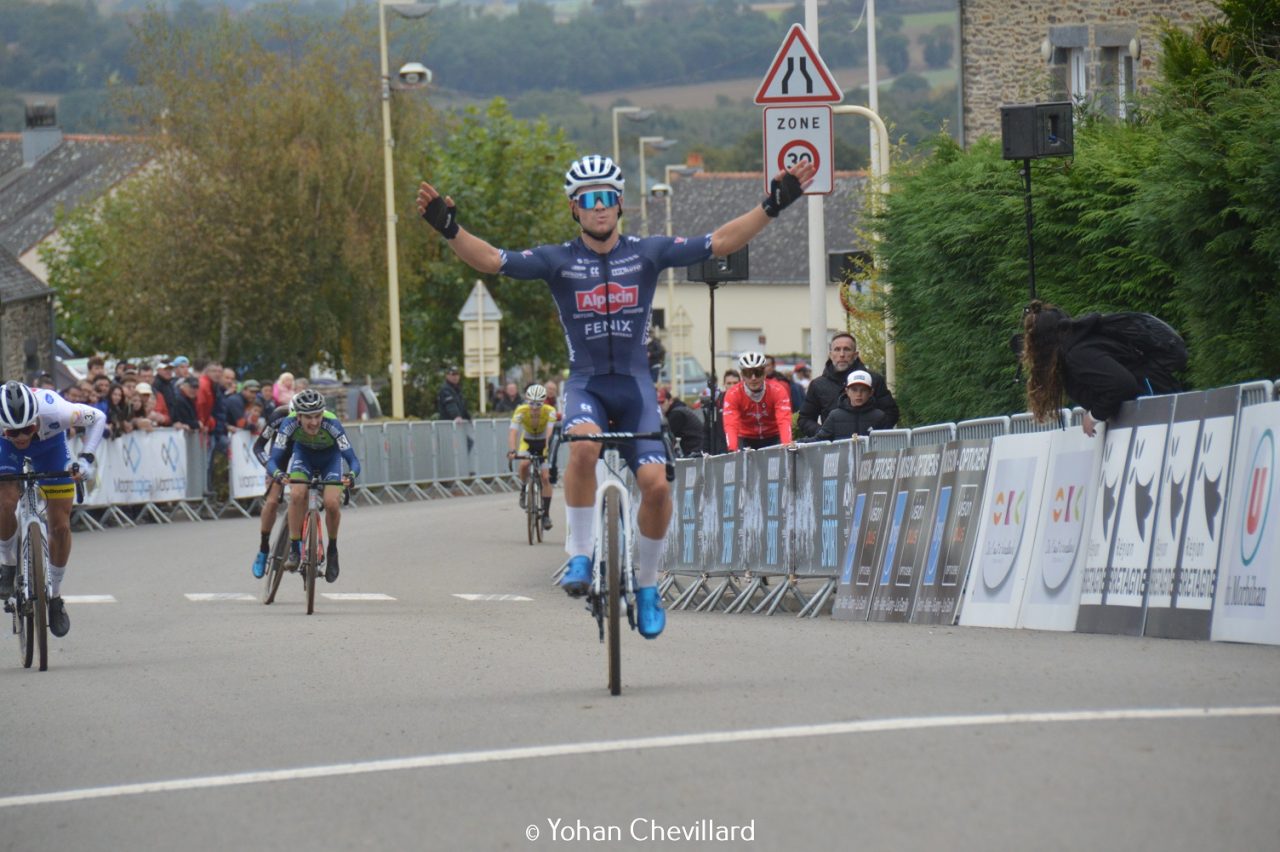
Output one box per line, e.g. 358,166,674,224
1069,47,1088,104
728,328,764,357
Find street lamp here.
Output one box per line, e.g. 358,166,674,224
610,106,653,166
378,0,434,420
651,164,699,393
637,136,676,239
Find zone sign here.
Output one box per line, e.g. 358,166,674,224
763,106,834,195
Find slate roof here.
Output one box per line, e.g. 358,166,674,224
0,244,52,305
638,171,870,284
0,134,152,257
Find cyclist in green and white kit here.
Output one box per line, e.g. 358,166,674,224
265,389,360,581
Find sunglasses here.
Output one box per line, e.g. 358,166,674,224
575,189,621,209
4,425,37,439
741,368,766,378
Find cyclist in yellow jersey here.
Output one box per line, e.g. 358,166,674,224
507,384,558,530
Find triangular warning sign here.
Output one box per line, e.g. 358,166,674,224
754,24,844,105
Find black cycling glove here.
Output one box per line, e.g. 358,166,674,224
761,172,805,218
422,196,460,239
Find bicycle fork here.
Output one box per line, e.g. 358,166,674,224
588,478,637,639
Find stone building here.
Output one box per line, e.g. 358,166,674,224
958,0,1219,144
0,245,54,382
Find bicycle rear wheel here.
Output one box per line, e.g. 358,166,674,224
28,523,48,672
604,491,622,696
262,517,290,605
304,509,319,615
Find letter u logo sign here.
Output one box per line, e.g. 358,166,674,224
1241,429,1274,567
1247,468,1268,535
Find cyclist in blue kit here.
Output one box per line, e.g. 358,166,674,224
417,154,814,639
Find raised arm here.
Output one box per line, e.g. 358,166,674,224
417,181,502,275
709,160,816,258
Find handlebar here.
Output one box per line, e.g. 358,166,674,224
564,432,677,483
0,467,86,504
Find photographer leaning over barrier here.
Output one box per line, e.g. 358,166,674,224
1019,300,1187,437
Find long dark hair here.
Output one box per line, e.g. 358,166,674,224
1022,300,1072,422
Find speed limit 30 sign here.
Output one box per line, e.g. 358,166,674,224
763,106,833,195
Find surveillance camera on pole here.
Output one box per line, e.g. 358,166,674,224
397,62,432,88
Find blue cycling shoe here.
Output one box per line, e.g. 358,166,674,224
560,555,591,597
252,552,268,579
635,586,666,639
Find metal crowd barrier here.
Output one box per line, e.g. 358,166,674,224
956,415,1009,441
910,423,956,446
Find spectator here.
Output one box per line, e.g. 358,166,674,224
113,360,133,382
1021,300,1185,437
721,352,793,452
198,361,230,495
793,362,811,390
493,381,522,414
152,362,178,414
543,379,561,415
171,355,191,381
86,355,107,381
658,387,704,457
170,377,201,432
699,369,741,455
34,374,56,390
436,365,470,422
647,334,666,383
136,382,169,428
137,362,155,387
766,355,805,410
91,376,111,417
62,385,84,404
294,376,310,392
239,400,264,434
225,378,258,429
221,367,238,396
272,371,295,407
801,370,890,441
106,384,133,437
797,333,898,437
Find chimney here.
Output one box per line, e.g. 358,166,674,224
23,103,62,167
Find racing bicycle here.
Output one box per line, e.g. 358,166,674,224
565,431,674,696
2,465,83,671
261,473,350,615
510,450,547,545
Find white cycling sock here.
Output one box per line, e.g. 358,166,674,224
566,505,595,559
48,563,66,597
0,531,15,565
636,533,665,588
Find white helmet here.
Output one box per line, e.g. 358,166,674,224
564,154,624,199
525,383,547,403
0,381,38,430
737,351,767,371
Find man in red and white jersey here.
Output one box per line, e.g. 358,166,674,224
722,351,793,451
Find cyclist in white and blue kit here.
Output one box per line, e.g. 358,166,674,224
418,154,814,639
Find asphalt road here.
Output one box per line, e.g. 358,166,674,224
2,492,1278,851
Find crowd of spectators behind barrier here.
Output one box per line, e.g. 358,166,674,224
36,355,315,499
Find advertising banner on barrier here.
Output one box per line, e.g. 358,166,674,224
793,441,855,577
1212,400,1280,645
959,432,1051,628
230,430,267,499
99,429,190,505
869,444,943,622
700,454,742,571
1018,428,1105,630
1077,395,1174,635
741,447,791,574
911,439,991,625
1146,388,1238,639
832,449,900,621
665,459,703,572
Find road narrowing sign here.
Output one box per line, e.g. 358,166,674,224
754,24,844,105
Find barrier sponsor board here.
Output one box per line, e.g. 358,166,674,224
1212,401,1280,645
741,447,791,574
912,440,991,625
869,444,943,622
230,430,267,499
665,458,703,572
793,441,855,577
832,448,900,621
1018,429,1104,630
959,432,1051,628
700,453,743,571
1147,388,1238,639
94,429,190,505
1078,395,1174,635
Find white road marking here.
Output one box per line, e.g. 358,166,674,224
184,593,257,602
321,593,396,601
1,705,1276,810
62,595,116,603
452,594,533,602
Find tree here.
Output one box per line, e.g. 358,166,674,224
920,25,955,70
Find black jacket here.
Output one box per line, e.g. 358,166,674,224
1060,313,1182,421
801,394,890,441
170,393,200,430
436,381,471,421
665,398,704,457
797,358,899,437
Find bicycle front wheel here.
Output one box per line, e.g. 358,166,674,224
604,491,622,696
263,517,290,605
526,475,538,546
304,510,319,615
28,522,48,672
16,530,32,669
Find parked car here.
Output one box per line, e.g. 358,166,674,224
657,355,710,399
